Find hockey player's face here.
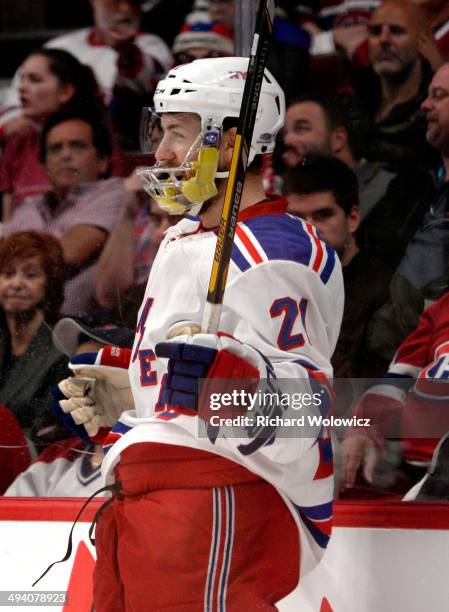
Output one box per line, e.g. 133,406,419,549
45,119,109,192
155,113,202,169
286,191,360,261
422,64,449,153
0,257,46,316
282,102,333,168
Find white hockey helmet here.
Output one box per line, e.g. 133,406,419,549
137,56,285,215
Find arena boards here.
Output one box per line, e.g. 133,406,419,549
0,498,447,611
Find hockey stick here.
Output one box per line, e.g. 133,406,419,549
201,0,276,334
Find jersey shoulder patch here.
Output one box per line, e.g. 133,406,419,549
230,213,336,283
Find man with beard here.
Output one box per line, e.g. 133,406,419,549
275,93,435,266
352,0,440,170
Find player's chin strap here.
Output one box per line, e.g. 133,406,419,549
32,482,121,587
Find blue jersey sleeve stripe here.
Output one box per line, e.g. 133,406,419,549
111,422,132,435
293,358,319,371
298,512,331,548
320,245,336,284
290,500,333,548
231,243,252,272
294,500,333,521
319,438,333,464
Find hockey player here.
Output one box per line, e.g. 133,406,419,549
55,57,344,610
341,289,449,494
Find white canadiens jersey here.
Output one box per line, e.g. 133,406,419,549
5,439,105,498
102,198,344,576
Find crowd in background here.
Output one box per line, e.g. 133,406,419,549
0,0,449,502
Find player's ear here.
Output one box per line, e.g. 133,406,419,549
220,127,237,168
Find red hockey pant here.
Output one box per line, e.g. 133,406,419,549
93,443,300,611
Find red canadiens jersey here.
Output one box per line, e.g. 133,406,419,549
356,291,449,463
102,198,344,577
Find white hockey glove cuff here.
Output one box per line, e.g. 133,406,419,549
52,346,133,442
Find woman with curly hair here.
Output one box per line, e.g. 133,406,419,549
0,231,70,451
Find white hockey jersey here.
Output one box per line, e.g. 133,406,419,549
5,439,106,498
102,198,344,576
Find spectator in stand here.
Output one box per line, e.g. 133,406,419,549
2,0,172,150
273,94,435,266
309,1,443,68
277,94,374,195
0,49,106,218
208,0,235,31
172,21,234,65
352,0,440,171
3,110,124,316
5,316,134,498
367,62,449,368
283,156,390,378
0,231,69,452
340,290,449,496
95,173,179,322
